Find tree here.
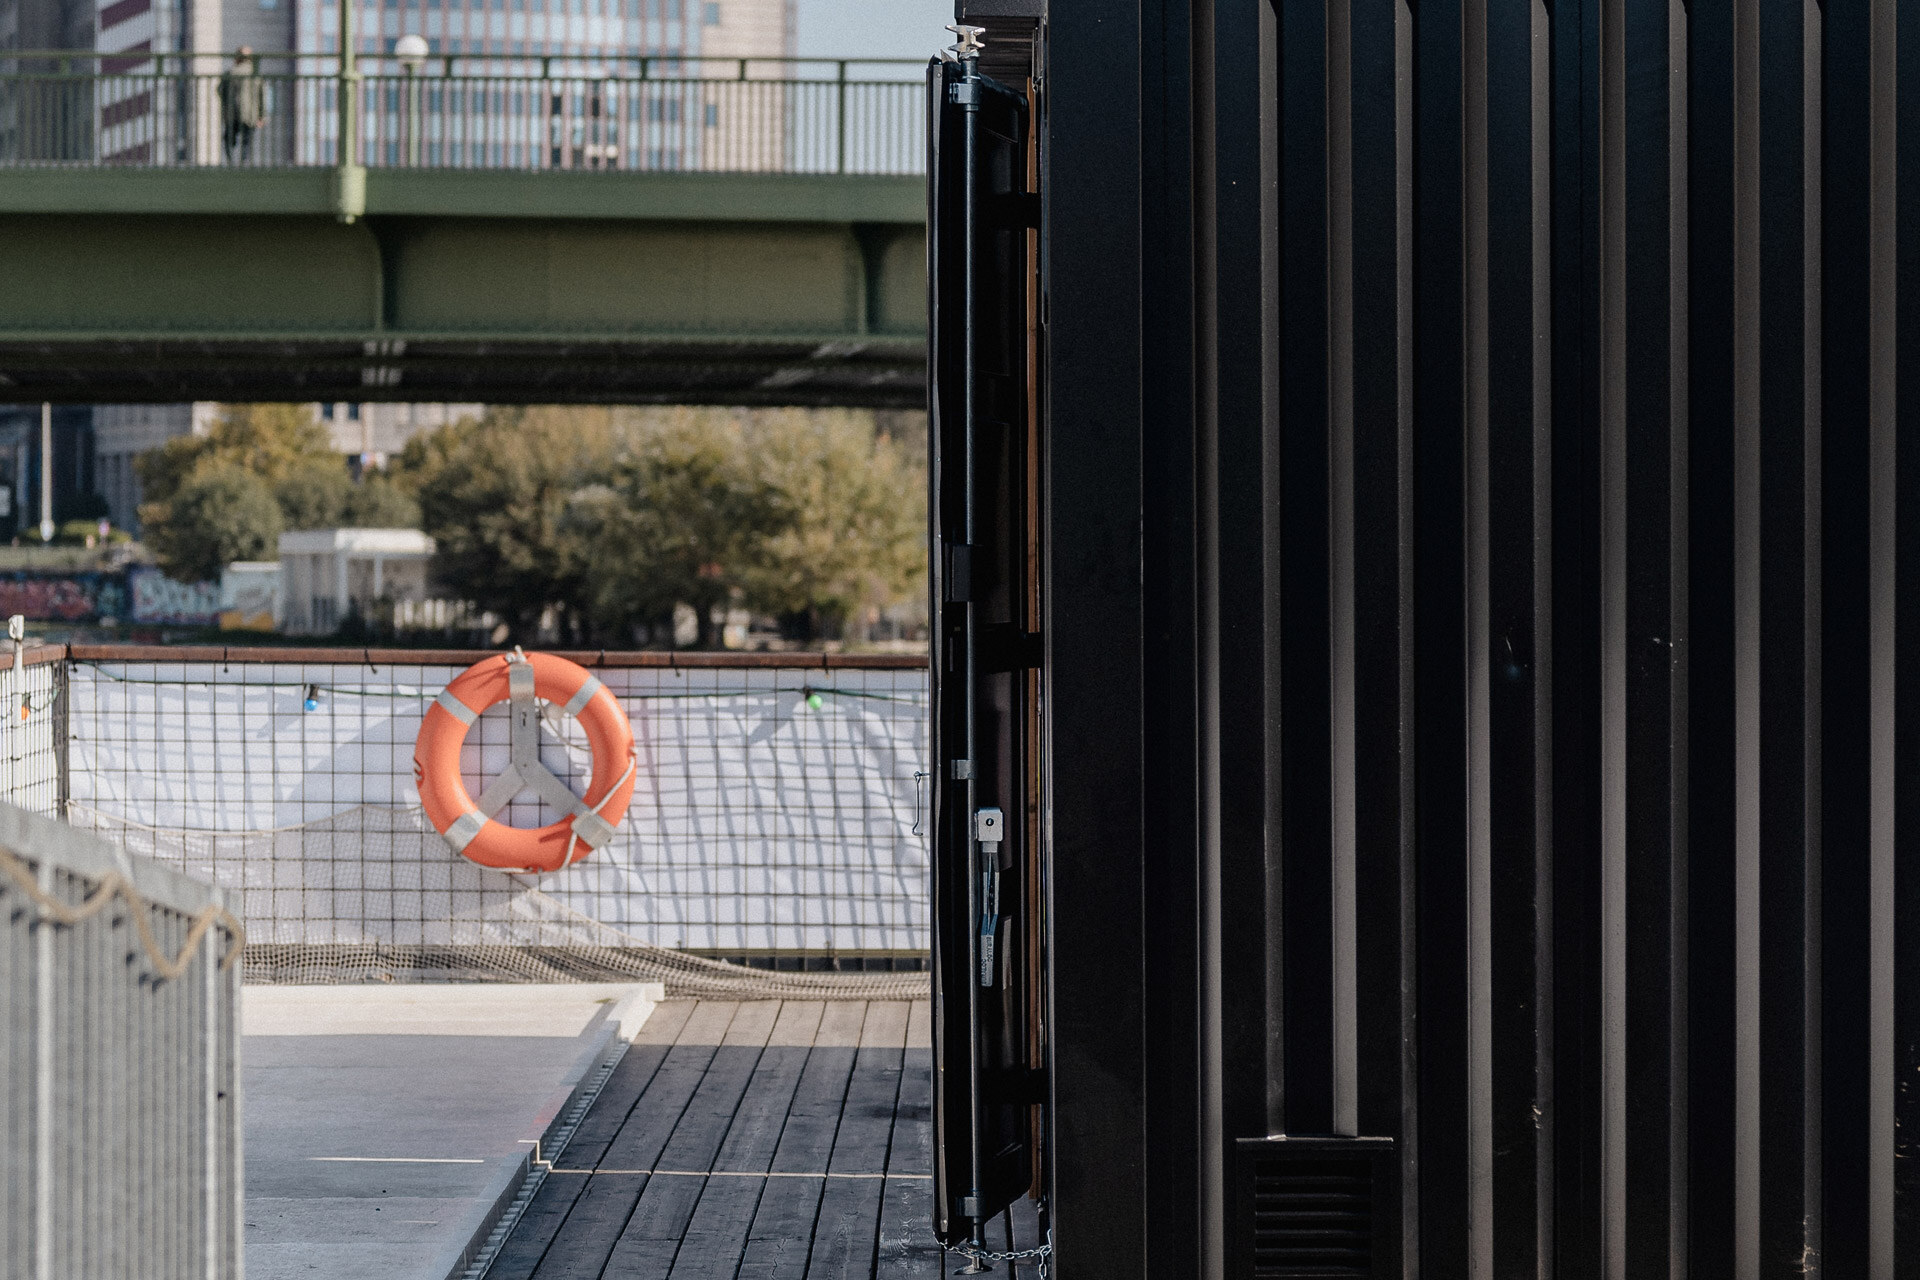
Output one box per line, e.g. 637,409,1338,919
137,404,337,581
394,406,615,642
137,404,429,585
275,458,353,530
736,409,926,640
582,409,788,648
137,404,335,514
344,473,422,528
142,462,283,583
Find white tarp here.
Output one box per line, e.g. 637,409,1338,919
64,659,930,953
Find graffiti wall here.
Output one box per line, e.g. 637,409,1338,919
0,567,218,626
0,572,128,622
127,568,220,625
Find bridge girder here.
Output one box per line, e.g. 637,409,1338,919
0,170,926,406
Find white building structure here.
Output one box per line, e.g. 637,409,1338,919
279,527,435,634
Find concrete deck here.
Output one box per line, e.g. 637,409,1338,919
242,983,660,1280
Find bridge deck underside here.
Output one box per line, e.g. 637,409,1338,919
0,172,927,406
0,335,924,407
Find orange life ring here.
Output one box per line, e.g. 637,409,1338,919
413,651,637,873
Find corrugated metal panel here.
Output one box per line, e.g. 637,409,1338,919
1036,0,1920,1274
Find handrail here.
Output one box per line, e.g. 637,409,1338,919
0,66,921,82
0,54,928,178
0,49,925,66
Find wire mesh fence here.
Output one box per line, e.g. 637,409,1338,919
0,646,931,993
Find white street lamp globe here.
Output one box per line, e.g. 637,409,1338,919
394,34,429,70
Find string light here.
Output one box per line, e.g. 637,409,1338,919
304,684,322,713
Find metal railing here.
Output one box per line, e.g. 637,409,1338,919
0,53,927,174
0,798,244,1280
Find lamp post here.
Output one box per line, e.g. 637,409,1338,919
37,404,51,544
334,0,365,220
395,34,428,167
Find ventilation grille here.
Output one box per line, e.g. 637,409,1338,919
1247,1156,1375,1277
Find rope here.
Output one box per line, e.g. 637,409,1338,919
0,842,246,978
562,753,639,868
73,661,915,703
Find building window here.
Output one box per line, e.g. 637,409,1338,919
703,102,716,127
701,2,717,23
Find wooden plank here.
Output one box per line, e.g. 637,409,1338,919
488,1000,698,1280
805,1177,887,1280
530,1002,739,1280
601,1003,781,1273
804,1003,909,1280
667,1003,828,1280
768,1002,866,1176
827,1004,908,1175
565,1000,700,1167
735,1177,832,1280
736,1003,870,1280
875,1176,943,1279
875,1002,938,1277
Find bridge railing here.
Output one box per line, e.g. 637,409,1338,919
0,53,928,174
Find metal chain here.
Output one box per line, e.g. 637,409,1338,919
948,1228,1054,1278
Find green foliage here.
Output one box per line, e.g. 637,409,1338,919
735,409,927,640
143,461,283,583
136,404,334,516
275,458,354,530
394,406,616,641
344,473,422,528
136,404,426,583
579,410,789,648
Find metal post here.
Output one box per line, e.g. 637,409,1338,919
334,0,365,220
37,403,51,544
405,64,420,166
955,46,988,1269
33,853,53,1280
51,661,67,819
835,59,846,174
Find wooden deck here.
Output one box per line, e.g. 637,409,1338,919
488,999,1045,1280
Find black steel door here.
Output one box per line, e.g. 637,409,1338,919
926,47,1039,1256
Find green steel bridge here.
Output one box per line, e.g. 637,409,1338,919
0,53,927,406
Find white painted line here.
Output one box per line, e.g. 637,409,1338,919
309,1157,486,1164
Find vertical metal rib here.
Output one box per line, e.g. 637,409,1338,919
1597,0,1628,1273
1464,0,1494,1273
1531,0,1556,1270
1800,7,1826,1270
1328,0,1360,1141
1666,1,1692,1271
1396,2,1419,1264
1730,0,1762,1274
1867,0,1897,1271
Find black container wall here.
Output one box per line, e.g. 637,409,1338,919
1037,0,1920,1276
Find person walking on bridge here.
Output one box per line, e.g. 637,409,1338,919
219,47,265,163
